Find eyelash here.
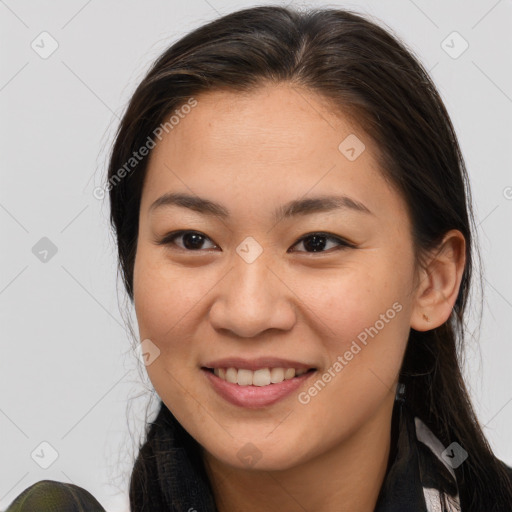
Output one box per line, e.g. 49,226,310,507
156,230,356,254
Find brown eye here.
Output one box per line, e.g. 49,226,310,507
157,230,355,254
289,232,355,253
158,230,218,251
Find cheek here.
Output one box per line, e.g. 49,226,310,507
133,247,211,339
132,249,207,410
298,263,409,347
295,260,413,415
295,268,411,433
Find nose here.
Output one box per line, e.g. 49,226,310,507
208,256,297,338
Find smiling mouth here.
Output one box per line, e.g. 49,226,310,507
202,366,317,387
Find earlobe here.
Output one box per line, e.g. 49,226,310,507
410,229,466,332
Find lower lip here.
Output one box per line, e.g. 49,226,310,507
201,368,316,408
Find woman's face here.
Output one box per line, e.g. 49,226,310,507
133,83,419,470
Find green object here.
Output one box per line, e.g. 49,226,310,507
5,480,106,512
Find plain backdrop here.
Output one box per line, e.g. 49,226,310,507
1,1,511,510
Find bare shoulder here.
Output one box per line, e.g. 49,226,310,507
5,480,106,512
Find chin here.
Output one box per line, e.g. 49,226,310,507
204,433,309,472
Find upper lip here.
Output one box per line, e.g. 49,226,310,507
201,357,317,371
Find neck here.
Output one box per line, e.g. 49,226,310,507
202,395,395,512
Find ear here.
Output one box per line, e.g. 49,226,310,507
410,229,466,332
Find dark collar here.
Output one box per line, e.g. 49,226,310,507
152,390,461,512
374,390,461,511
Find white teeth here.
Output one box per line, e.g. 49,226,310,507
225,367,238,384
253,369,271,387
213,368,227,379
270,367,284,383
237,369,253,386
212,366,312,386
284,368,296,380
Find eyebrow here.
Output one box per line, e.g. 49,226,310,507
149,192,373,221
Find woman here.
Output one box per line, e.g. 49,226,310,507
6,5,512,512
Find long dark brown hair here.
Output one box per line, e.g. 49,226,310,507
105,5,512,510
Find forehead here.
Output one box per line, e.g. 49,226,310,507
152,83,364,163
140,83,404,224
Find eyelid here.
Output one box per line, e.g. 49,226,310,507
156,230,356,252
290,231,356,252
156,230,219,250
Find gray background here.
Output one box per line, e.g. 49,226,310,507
1,1,511,510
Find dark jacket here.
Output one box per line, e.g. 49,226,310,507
5,389,512,511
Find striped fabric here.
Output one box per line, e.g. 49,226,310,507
414,415,461,512
372,383,461,511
